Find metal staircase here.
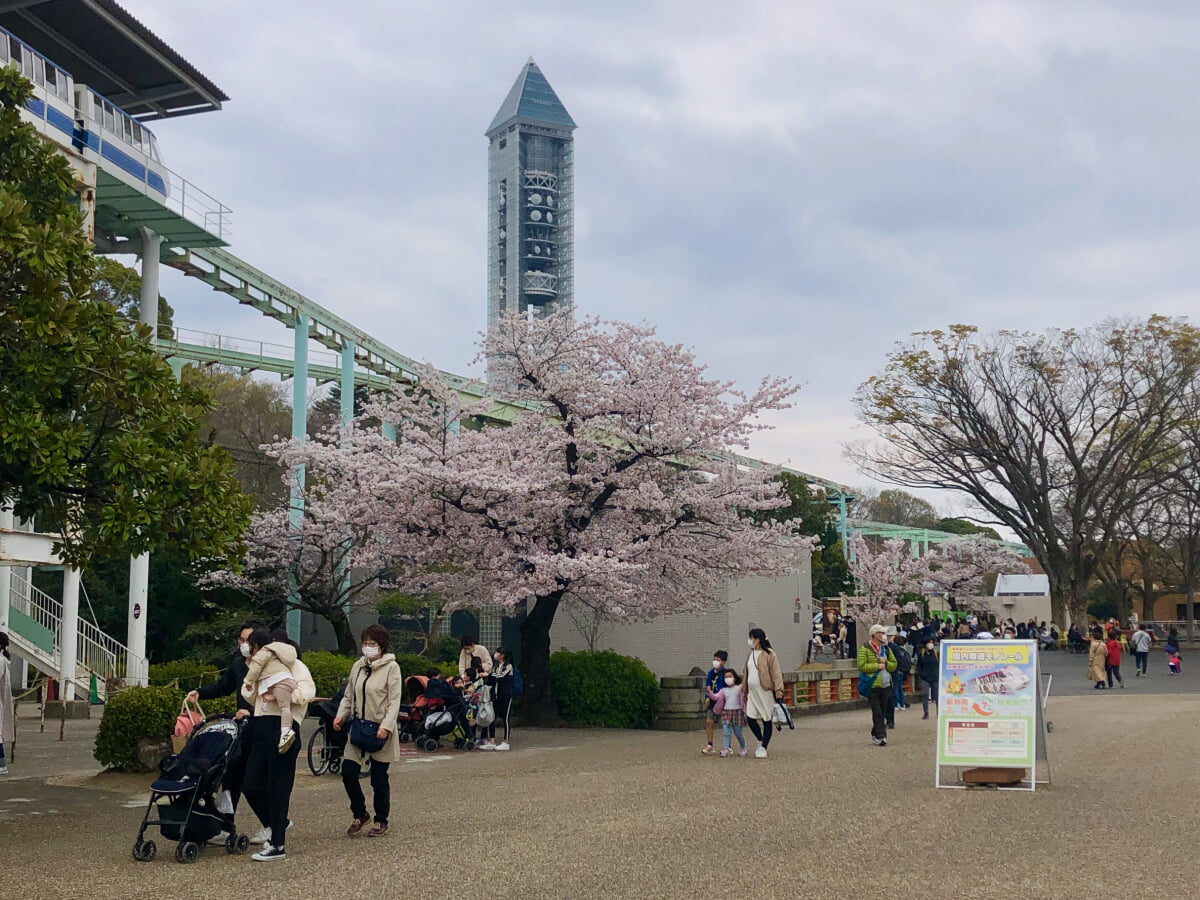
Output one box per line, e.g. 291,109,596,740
5,571,136,701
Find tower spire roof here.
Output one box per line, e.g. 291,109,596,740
487,58,576,134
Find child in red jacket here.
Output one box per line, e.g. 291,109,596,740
1105,635,1124,689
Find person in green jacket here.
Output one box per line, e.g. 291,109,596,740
857,624,898,746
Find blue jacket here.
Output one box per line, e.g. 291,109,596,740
704,666,725,708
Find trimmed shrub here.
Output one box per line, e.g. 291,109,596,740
302,651,356,696
95,685,183,772
393,652,442,680
148,659,224,692
549,650,659,729
430,634,461,665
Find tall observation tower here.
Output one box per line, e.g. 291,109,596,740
486,59,575,381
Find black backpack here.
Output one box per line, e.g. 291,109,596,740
891,643,912,675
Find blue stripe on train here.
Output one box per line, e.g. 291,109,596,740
98,138,167,198
46,105,73,136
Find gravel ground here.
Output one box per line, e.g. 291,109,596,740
1,693,1196,900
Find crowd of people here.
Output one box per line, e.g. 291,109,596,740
180,624,517,861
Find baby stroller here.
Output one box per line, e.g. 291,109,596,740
397,675,431,744
416,677,475,752
132,716,249,864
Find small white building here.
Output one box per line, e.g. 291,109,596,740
551,558,814,679
993,573,1052,626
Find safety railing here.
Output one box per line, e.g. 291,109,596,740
164,168,233,242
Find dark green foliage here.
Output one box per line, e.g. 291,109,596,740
302,651,356,696
393,652,442,681
935,518,1003,541
94,685,183,772
430,635,461,665
548,650,659,729
148,659,224,692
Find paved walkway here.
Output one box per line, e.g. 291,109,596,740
2,685,1197,899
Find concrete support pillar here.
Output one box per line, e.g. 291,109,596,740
287,314,309,643
0,505,12,632
61,567,81,700
340,342,355,435
127,226,161,686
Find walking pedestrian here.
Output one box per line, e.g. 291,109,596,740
0,632,13,775
742,628,784,759
715,668,747,757
334,625,403,838
887,629,912,711
1088,627,1108,690
858,625,897,746
186,619,263,830
1105,631,1125,689
241,628,313,861
482,647,515,751
701,650,728,756
1130,624,1152,677
915,637,938,720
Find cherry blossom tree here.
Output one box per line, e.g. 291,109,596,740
925,536,1031,609
222,312,815,722
846,533,931,627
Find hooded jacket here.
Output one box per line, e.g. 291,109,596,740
240,642,315,723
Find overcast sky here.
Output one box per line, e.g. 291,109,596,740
130,0,1200,512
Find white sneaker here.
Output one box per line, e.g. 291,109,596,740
252,842,286,862
477,740,495,750
278,727,296,753
494,742,510,751
754,746,767,759
0,766,8,775
249,820,292,845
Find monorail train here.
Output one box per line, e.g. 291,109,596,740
1,23,168,198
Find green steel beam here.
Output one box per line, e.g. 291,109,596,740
847,519,1032,556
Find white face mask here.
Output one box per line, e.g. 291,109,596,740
747,638,755,649
239,642,250,658
926,643,934,651
363,645,380,660
724,677,736,686
712,660,722,669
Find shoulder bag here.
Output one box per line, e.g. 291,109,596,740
348,663,387,754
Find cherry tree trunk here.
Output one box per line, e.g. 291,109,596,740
518,592,562,726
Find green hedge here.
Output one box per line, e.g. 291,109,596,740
95,685,184,772
148,659,224,692
549,650,659,729
302,651,356,696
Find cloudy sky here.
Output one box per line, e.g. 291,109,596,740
130,0,1200,509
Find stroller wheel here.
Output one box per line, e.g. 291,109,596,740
465,740,476,752
453,737,465,750
329,758,342,775
399,732,411,744
226,833,250,855
132,839,157,862
175,841,200,864
422,738,438,752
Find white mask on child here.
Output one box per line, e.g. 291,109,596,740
363,646,380,660
712,660,722,669
724,677,735,686
239,642,250,658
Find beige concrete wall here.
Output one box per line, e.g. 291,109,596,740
551,554,813,679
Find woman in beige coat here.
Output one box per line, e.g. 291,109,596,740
742,628,785,759
1087,627,1108,689
334,624,403,838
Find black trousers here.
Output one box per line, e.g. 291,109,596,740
342,759,391,824
241,716,300,847
488,695,512,742
745,716,774,749
868,686,890,740
1106,661,1123,687
224,723,251,812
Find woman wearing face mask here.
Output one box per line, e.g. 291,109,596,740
742,628,784,759
333,625,403,838
187,620,265,826
915,637,940,720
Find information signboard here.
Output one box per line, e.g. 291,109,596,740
936,640,1038,783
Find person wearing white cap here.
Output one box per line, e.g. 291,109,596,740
857,625,898,746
